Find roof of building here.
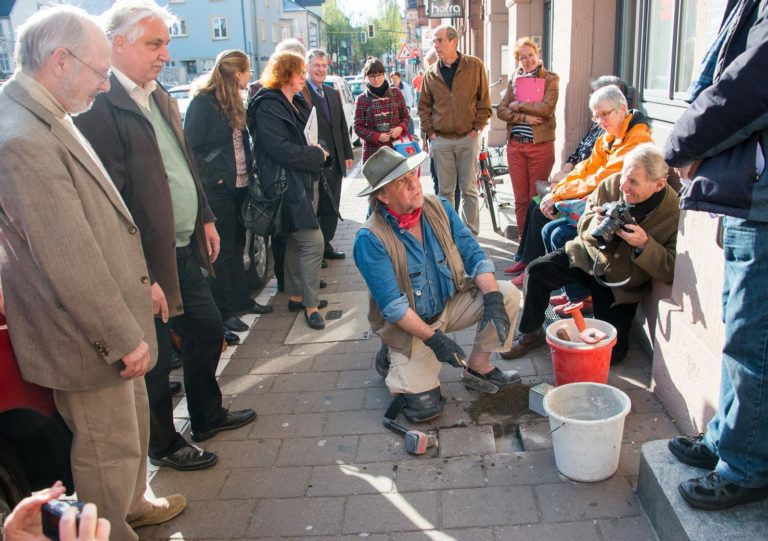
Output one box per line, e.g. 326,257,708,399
0,0,16,18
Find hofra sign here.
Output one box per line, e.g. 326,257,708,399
428,0,463,19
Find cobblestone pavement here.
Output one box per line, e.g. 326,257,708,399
140,156,677,540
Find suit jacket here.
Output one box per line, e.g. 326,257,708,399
0,77,157,391
301,83,353,178
74,76,215,317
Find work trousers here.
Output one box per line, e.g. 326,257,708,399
507,140,554,234
430,134,481,235
284,227,324,309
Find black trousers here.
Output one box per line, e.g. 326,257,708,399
516,201,549,264
318,166,342,250
144,244,226,457
205,187,251,320
519,249,639,362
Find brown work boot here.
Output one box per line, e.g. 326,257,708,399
129,494,187,529
500,328,546,359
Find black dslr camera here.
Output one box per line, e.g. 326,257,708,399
590,201,635,249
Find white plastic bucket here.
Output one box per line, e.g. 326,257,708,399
543,382,631,482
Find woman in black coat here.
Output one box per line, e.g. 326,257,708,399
249,52,330,330
185,50,273,335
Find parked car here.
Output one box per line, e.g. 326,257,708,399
323,75,361,147
348,80,365,100
243,230,270,291
168,84,192,123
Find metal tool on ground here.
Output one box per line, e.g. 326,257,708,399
561,302,607,344
383,418,437,455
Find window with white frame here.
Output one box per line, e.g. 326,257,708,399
260,19,266,41
271,23,279,43
281,24,290,42
211,16,228,40
169,18,188,37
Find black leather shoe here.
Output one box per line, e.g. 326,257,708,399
500,328,546,359
169,381,183,396
224,329,241,346
170,350,182,370
149,443,218,471
669,434,719,469
319,279,327,289
238,301,273,315
679,471,768,510
374,344,390,378
191,409,257,442
223,316,249,332
324,248,346,260
305,311,326,330
288,299,328,312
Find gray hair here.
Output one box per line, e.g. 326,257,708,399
589,84,627,112
434,24,458,42
14,5,99,71
275,38,306,56
623,143,669,181
423,49,438,67
306,48,327,64
590,75,628,99
101,0,177,44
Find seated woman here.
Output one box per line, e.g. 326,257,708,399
508,84,652,288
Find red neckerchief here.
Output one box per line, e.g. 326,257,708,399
386,206,422,229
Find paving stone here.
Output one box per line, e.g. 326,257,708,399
518,419,553,450
257,536,388,541
228,392,298,415
294,389,366,413
494,356,538,377
441,486,538,528
248,351,314,374
271,371,339,392
482,450,564,486
205,439,281,469
238,328,280,345
218,466,310,499
615,442,644,478
438,426,496,457
364,386,393,409
248,412,326,439
276,435,358,466
393,456,486,492
236,341,292,358
392,528,495,541
345,339,382,353
216,374,274,395
342,491,439,534
150,499,254,539
625,388,664,414
535,477,641,522
290,341,349,355
250,315,294,330
307,462,394,496
148,465,228,501
494,520,602,540
356,433,438,463
607,368,651,390
335,369,386,389
218,357,258,376
595,516,658,541
440,381,481,404
623,412,679,444
247,497,344,537
311,352,371,371
323,409,388,435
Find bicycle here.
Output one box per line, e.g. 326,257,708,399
477,144,510,232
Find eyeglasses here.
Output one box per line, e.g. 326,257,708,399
66,49,111,83
367,73,385,79
592,107,617,122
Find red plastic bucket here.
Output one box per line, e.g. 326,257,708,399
545,318,617,386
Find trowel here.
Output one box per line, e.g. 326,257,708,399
560,302,607,344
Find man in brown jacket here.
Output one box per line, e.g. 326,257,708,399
418,24,492,236
0,6,185,539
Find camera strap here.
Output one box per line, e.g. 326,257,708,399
591,257,632,288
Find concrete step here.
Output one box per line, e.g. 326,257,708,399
638,439,768,541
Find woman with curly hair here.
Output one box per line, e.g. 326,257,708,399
184,49,273,337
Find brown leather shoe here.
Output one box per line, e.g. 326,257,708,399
500,328,546,359
128,494,187,529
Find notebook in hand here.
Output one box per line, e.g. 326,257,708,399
515,77,545,102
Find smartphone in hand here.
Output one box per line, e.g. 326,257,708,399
42,500,84,541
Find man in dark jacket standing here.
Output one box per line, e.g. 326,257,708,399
302,48,354,260
665,0,768,511
75,0,255,472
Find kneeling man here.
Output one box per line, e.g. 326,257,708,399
354,147,521,422
503,143,680,363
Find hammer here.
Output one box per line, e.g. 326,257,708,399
383,418,438,455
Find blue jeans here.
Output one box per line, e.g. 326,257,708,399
541,218,590,301
703,217,768,488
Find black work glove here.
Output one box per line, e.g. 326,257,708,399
423,330,467,368
480,291,510,346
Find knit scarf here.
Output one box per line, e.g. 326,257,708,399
386,205,422,230
367,80,390,97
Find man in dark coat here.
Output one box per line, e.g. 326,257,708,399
75,0,255,472
301,48,354,260
665,0,768,511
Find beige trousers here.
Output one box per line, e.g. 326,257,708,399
430,133,482,236
54,377,151,541
385,280,520,394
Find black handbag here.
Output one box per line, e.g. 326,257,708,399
241,167,287,236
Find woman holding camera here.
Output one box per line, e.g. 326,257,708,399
249,52,330,330
184,49,273,337
354,59,410,161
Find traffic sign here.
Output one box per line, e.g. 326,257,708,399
396,43,415,61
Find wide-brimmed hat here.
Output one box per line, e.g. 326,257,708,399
358,147,428,197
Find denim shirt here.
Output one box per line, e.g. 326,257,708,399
353,197,495,323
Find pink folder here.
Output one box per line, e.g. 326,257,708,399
516,77,545,102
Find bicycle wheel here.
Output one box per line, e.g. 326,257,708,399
482,173,499,232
